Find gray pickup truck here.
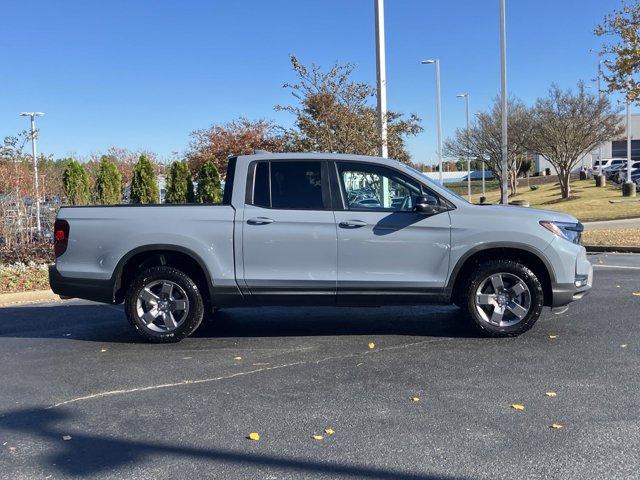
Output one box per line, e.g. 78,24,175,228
49,152,592,342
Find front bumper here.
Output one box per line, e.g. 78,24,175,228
49,265,115,304
550,255,593,308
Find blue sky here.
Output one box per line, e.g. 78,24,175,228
2,0,619,164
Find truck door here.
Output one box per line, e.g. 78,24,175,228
332,161,451,305
242,160,337,304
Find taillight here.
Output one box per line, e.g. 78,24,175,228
54,219,69,258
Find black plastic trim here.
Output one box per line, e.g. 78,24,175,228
49,266,115,303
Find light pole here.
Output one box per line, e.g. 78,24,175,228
457,93,471,201
422,59,443,184
20,112,44,235
597,59,603,169
374,0,388,158
499,0,509,204
624,99,636,196
474,113,487,196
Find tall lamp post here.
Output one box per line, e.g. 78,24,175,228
624,99,636,197
20,112,44,235
374,0,388,158
499,0,509,204
456,93,471,201
421,59,443,184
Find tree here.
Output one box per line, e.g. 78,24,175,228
187,119,284,178
95,156,122,204
195,160,221,203
130,155,159,204
62,159,91,205
165,160,194,203
444,96,533,197
276,55,422,164
596,2,640,101
526,83,624,199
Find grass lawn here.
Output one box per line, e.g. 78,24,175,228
582,229,640,247
464,180,640,222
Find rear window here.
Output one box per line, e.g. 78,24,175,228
249,161,326,210
222,157,236,205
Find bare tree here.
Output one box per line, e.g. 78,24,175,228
444,96,532,197
526,83,624,199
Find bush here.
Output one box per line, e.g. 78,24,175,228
62,159,91,205
165,160,194,203
95,156,123,204
196,160,222,203
130,155,159,204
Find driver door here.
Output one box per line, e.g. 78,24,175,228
332,161,451,305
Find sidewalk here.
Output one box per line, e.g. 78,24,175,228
583,218,640,231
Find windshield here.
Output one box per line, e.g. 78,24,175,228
401,163,469,203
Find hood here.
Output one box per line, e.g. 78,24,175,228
470,204,579,224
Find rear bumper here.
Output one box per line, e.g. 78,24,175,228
49,265,115,304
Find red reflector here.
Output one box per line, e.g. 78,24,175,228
54,230,66,241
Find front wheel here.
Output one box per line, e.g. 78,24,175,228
462,260,544,337
125,266,204,343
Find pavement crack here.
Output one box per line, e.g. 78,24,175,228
47,338,438,409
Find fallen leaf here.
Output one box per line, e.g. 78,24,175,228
621,344,628,348
633,292,640,296
510,403,525,411
368,342,376,349
550,423,563,429
100,348,107,353
234,356,242,360
324,427,335,435
312,434,324,441
545,391,557,397
247,432,260,441
616,285,621,288
548,335,558,339
62,435,72,441
410,396,420,402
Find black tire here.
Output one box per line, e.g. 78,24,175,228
125,266,204,343
461,260,544,337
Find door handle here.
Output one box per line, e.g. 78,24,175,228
247,217,275,225
339,219,367,228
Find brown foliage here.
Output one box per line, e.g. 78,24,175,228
187,119,285,178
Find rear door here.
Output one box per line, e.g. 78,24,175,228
332,161,451,305
242,160,337,304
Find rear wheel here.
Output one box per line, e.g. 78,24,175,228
125,266,204,343
461,260,544,337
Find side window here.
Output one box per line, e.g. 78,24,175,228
337,162,438,212
250,161,326,210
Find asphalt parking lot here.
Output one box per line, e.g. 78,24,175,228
1,253,639,480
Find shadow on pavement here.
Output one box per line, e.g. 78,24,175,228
0,406,468,480
0,303,481,343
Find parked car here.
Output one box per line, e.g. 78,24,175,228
604,162,627,180
49,152,592,343
591,158,624,175
613,162,640,184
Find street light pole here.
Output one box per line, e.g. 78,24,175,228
457,93,471,201
499,0,509,204
627,100,633,184
597,60,603,168
422,59,443,184
20,112,44,235
374,0,388,158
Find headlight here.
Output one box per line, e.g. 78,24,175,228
539,221,583,244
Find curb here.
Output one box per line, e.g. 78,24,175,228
0,289,61,307
585,245,640,254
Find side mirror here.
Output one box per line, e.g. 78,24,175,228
414,195,440,214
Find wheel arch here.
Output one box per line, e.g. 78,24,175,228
447,244,555,307
112,244,214,307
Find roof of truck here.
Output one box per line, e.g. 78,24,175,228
236,151,398,163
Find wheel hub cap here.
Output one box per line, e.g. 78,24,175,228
474,272,532,327
135,280,190,333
